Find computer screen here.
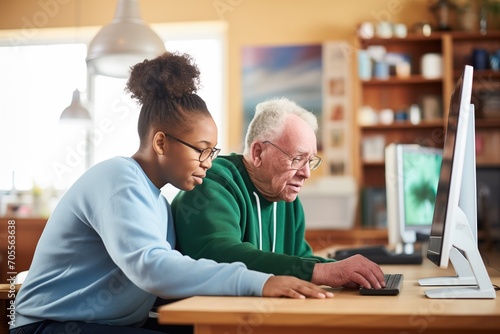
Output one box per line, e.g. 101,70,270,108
402,146,442,231
426,65,475,268
385,144,442,254
418,65,495,299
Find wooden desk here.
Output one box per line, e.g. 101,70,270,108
158,255,500,334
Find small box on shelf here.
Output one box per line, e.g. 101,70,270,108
361,135,385,163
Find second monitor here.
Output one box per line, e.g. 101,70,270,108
385,143,443,255
333,144,441,265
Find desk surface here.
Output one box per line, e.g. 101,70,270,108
158,252,500,334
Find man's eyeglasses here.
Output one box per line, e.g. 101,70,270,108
164,133,220,162
262,141,322,171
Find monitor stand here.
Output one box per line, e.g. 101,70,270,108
394,228,423,256
418,247,476,286
418,208,496,298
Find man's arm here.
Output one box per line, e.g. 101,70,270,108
172,176,319,281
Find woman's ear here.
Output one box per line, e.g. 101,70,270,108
152,132,166,155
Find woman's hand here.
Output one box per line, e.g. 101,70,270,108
262,276,334,299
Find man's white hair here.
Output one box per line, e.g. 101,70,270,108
243,97,318,154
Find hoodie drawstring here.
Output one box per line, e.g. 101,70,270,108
253,192,276,252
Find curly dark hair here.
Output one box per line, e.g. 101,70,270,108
126,52,211,146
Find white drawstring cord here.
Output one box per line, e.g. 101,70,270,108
272,202,277,253
253,192,263,251
253,192,276,253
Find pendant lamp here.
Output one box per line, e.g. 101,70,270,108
86,0,166,78
60,89,91,121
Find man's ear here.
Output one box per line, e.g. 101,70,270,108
152,132,166,155
250,141,264,167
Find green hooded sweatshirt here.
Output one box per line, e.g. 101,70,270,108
172,154,333,281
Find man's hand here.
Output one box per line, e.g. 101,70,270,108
262,276,334,299
311,254,386,289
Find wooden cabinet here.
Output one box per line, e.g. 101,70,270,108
0,218,47,283
354,33,446,188
305,228,388,252
449,32,500,167
353,31,500,228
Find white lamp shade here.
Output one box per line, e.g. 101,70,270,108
86,0,166,78
60,89,92,121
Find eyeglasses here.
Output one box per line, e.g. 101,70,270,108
164,133,221,162
262,141,322,171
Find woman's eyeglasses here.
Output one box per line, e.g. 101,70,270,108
164,133,220,162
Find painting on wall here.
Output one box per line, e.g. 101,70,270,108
241,41,353,176
241,44,323,149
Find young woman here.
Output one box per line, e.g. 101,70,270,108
10,52,332,334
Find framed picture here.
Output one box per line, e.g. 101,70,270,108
329,160,346,175
329,78,345,96
329,128,345,148
329,104,345,121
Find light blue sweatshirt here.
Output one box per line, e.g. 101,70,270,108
12,157,271,328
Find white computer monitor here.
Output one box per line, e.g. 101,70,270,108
418,65,495,299
385,144,442,255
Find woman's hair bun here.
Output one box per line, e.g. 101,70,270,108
126,52,201,105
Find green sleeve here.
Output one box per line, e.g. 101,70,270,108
172,174,320,281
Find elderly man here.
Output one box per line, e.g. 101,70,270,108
172,97,385,289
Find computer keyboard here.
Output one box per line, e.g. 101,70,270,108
332,245,423,264
359,273,404,295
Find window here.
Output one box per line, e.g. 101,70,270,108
0,43,88,190
0,22,226,213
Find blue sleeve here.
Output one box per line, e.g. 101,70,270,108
89,163,271,299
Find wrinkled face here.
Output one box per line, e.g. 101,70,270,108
160,115,218,191
255,115,318,202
